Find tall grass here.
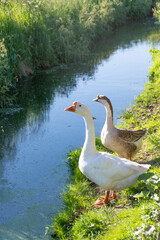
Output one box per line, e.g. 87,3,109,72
0,0,156,108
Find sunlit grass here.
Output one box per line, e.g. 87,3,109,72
102,202,159,240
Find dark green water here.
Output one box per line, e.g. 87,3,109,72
0,21,159,239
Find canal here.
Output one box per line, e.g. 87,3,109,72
0,20,159,239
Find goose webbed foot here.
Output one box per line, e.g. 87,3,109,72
93,190,117,208
93,191,110,208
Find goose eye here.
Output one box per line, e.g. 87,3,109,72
79,104,81,107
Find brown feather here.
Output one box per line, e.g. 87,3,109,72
117,129,147,143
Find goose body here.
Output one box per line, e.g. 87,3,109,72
65,101,150,207
79,150,149,191
93,95,147,159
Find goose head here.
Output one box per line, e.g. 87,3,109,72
64,101,91,117
93,95,113,119
93,95,111,106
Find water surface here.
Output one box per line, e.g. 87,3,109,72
0,21,159,239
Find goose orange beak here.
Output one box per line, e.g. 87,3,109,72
64,101,77,112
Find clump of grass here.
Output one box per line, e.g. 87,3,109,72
51,180,96,239
70,207,114,239
103,202,159,240
0,38,18,108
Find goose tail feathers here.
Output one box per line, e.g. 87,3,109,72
140,164,151,174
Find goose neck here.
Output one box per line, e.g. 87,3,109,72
104,103,114,130
82,113,97,155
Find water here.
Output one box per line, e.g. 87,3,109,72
0,21,159,239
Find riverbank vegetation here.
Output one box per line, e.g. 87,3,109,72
0,0,158,109
49,39,160,239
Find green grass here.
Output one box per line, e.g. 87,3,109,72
49,45,160,239
102,202,159,240
0,0,158,108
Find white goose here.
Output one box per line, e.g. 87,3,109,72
65,101,150,208
93,95,147,160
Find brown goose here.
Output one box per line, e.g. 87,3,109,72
93,95,147,160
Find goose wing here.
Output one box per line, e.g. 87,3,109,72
117,128,147,143
91,152,150,182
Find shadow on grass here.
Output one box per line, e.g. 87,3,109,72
142,157,160,166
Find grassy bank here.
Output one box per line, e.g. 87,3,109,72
49,48,160,238
0,0,158,108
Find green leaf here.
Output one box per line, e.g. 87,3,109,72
138,172,155,181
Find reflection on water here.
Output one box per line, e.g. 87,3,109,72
0,20,160,239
